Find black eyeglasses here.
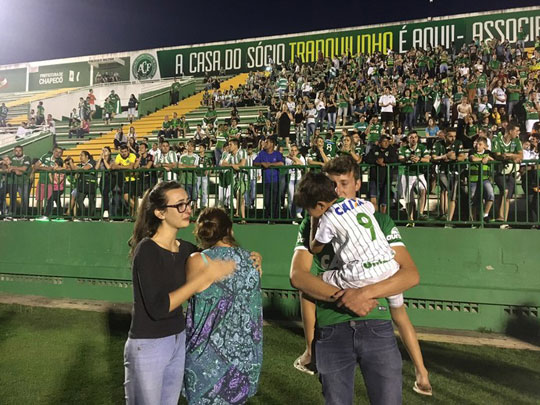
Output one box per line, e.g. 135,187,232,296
166,199,192,213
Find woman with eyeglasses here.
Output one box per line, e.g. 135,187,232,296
124,181,237,405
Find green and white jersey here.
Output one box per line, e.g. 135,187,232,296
276,77,288,91
353,121,368,134
367,123,382,143
9,154,31,185
491,135,522,155
203,110,217,124
323,139,337,158
315,198,396,280
523,101,539,120
468,151,491,182
155,150,177,165
38,151,58,183
506,84,521,102
221,148,248,182
179,153,200,185
294,212,404,327
398,143,429,175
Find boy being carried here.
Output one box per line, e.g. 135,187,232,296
294,171,432,396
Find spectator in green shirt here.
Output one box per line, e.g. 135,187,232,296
491,123,523,228
170,77,181,105
468,138,495,222
7,145,31,216
36,101,45,125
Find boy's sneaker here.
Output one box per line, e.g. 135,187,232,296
418,214,429,221
499,224,511,229
103,210,109,219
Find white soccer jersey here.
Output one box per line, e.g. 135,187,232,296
315,197,397,280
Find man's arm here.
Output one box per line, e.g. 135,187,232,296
289,249,340,301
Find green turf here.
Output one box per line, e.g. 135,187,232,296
1,304,539,404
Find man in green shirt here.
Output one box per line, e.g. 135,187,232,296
353,115,368,135
103,97,114,125
7,145,31,216
108,90,121,115
178,115,190,137
170,77,181,105
524,90,539,134
194,144,213,211
36,146,64,216
431,129,467,224
36,101,45,125
398,131,431,224
158,115,173,139
491,123,523,228
468,137,495,222
220,139,247,221
365,116,382,153
178,141,200,201
203,106,218,128
506,77,522,120
169,112,180,138
290,155,420,404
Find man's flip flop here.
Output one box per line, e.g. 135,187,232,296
293,356,316,376
413,381,433,396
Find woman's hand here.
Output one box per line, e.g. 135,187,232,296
197,257,236,293
250,251,263,275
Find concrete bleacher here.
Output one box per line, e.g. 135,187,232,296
60,73,250,160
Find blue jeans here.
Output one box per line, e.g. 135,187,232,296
316,320,402,405
124,332,186,405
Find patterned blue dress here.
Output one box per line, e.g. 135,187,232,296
184,246,263,404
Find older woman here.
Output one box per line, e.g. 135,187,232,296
184,207,263,404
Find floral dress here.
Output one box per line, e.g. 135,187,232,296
184,246,263,404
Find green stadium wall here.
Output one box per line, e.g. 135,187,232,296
0,222,538,334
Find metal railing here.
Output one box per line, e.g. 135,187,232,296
0,162,538,228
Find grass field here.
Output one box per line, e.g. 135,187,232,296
1,303,539,405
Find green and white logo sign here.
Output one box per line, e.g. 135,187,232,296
132,53,158,80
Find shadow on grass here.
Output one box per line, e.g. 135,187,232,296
504,302,540,347
417,340,540,401
105,308,131,403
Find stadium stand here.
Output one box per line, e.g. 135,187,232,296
1,37,540,228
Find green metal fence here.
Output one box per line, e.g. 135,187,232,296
1,161,539,227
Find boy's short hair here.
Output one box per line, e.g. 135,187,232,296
323,155,361,182
293,172,338,209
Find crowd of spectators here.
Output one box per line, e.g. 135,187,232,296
1,37,540,226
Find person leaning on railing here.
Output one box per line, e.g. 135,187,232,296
111,144,138,217
491,123,523,228
67,151,97,219
364,135,398,215
96,146,113,219
468,137,495,224
398,131,431,225
430,128,467,224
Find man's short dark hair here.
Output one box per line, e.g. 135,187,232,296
293,172,338,209
323,155,361,182
119,143,129,150
228,139,240,148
